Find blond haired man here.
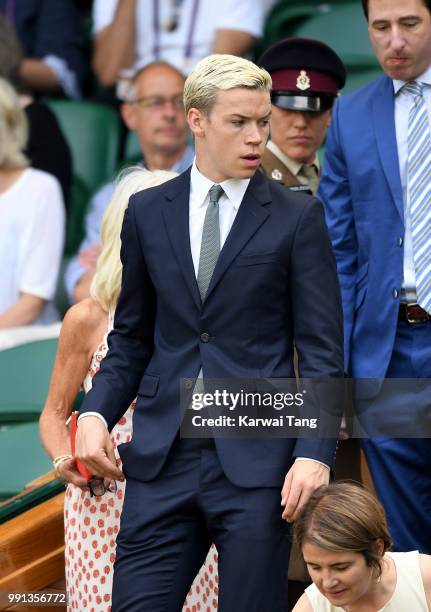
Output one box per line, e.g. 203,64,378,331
76,54,343,611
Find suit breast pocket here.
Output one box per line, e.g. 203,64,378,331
137,374,159,397
235,252,280,267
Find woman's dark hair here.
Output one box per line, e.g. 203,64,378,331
362,0,431,20
294,481,392,578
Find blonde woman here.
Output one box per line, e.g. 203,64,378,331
0,77,64,328
40,168,219,611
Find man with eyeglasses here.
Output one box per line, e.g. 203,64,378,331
65,61,194,303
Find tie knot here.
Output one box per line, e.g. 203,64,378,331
404,81,424,98
301,164,318,178
209,184,224,204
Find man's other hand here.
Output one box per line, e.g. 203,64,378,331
281,460,329,522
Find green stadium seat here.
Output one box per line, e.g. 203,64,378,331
0,339,58,423
46,100,121,194
344,67,383,94
124,130,142,164
293,4,378,69
260,0,348,52
0,422,53,500
54,254,73,318
65,175,91,257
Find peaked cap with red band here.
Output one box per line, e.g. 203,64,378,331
258,37,346,112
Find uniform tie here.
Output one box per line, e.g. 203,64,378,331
300,163,319,195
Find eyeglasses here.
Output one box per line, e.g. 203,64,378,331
133,95,184,110
87,477,117,497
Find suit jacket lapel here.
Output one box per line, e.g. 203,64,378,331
204,171,272,301
372,76,404,222
161,170,201,310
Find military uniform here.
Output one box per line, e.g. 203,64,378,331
258,37,362,588
260,141,320,195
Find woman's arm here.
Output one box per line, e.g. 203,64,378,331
39,299,104,486
419,554,431,611
292,593,314,612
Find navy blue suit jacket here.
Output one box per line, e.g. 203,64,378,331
319,75,404,378
80,169,344,486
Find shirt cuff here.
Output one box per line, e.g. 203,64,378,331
295,457,330,470
43,54,81,99
77,412,108,428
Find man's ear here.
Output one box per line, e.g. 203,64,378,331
121,102,138,131
326,109,332,129
188,108,206,139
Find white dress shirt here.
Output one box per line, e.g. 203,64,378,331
394,65,431,302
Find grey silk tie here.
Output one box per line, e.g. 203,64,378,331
197,184,224,300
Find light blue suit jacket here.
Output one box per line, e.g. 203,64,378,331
319,75,405,378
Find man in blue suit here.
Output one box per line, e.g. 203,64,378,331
76,54,343,611
319,0,431,553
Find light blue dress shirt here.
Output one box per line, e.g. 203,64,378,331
393,65,431,303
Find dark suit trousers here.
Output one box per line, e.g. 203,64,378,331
112,437,291,611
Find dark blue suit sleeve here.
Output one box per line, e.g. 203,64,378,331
79,194,156,431
24,0,86,91
289,198,344,467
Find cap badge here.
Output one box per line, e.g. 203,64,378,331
271,168,283,181
296,70,311,91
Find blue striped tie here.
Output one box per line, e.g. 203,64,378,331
406,81,431,312
197,184,224,301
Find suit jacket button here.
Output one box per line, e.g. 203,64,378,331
200,332,210,343
184,379,194,389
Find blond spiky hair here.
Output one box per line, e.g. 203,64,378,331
183,54,272,115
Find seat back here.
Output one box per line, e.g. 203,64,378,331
0,339,58,423
0,423,53,500
46,100,121,194
294,3,378,68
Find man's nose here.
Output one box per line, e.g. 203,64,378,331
246,123,263,144
162,100,179,118
389,26,406,52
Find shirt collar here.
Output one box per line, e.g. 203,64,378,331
393,64,431,95
140,144,195,173
172,144,195,173
190,160,250,210
267,140,320,176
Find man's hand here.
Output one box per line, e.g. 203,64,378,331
281,460,329,522
76,416,124,481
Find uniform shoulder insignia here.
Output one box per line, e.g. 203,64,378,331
271,168,283,181
296,70,311,91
